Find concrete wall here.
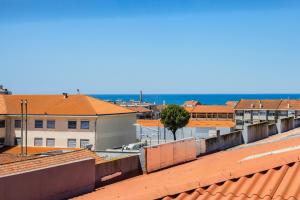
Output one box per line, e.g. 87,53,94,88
136,125,232,145
196,131,243,155
95,113,136,150
144,138,196,173
95,155,142,187
242,122,268,144
294,118,300,128
268,123,278,136
278,117,294,133
0,158,95,200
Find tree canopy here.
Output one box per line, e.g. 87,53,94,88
160,104,190,140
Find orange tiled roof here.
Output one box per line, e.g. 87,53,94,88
225,101,238,107
126,106,151,113
188,120,235,128
278,99,300,110
0,94,135,115
189,105,234,113
0,149,105,176
163,161,300,200
235,99,282,110
74,132,300,200
136,119,235,128
0,146,79,155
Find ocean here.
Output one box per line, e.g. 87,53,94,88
91,94,300,105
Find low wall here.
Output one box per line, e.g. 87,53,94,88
95,155,143,187
243,122,268,144
144,138,196,173
197,131,243,155
0,158,95,200
268,123,278,136
294,118,300,128
279,117,294,133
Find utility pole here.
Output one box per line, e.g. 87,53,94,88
25,99,28,155
20,100,24,156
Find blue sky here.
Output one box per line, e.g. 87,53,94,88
1,0,300,94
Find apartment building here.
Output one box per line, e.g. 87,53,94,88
0,94,136,150
188,105,234,121
234,99,300,129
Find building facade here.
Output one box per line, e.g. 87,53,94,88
234,99,300,130
0,94,136,150
188,105,234,121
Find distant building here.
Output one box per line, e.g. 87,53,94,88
226,101,238,107
183,100,201,108
234,99,300,129
0,85,12,95
0,94,136,150
188,105,234,121
125,106,153,119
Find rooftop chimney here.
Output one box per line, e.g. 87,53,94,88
62,93,68,99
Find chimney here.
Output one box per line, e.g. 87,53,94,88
259,103,263,109
62,93,68,99
251,104,254,109
288,103,290,109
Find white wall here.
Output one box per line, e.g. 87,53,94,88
0,116,6,139
95,113,136,150
5,116,97,148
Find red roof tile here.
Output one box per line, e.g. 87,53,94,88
137,119,235,128
0,94,135,116
235,99,282,110
163,162,300,200
0,149,105,176
74,130,300,200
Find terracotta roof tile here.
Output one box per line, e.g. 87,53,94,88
73,131,300,200
0,94,135,115
235,99,282,110
0,149,105,176
136,119,235,128
278,99,300,110
126,106,151,113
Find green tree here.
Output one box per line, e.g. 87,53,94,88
160,104,190,140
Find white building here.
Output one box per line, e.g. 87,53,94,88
0,94,136,150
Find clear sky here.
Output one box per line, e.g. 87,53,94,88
1,0,300,94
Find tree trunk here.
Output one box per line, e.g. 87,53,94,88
172,131,177,140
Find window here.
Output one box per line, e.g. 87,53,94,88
80,139,90,148
15,120,21,128
47,120,55,129
68,121,77,129
80,121,89,129
0,120,5,128
15,137,21,145
268,111,275,116
0,138,4,145
35,120,43,128
67,139,76,148
252,111,259,116
46,138,55,147
34,138,43,146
